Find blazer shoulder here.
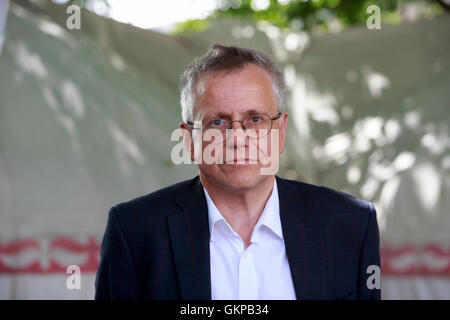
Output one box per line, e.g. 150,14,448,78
112,177,195,218
277,176,374,219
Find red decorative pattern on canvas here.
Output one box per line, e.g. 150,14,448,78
0,237,100,273
0,237,448,276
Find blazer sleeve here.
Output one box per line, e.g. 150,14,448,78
357,202,381,300
95,206,140,300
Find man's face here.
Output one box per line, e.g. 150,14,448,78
182,63,288,191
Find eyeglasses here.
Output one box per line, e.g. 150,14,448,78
186,112,282,141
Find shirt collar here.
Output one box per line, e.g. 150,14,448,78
203,178,283,242
203,187,225,242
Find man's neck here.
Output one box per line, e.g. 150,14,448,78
200,174,275,248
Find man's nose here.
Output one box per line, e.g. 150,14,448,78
229,120,244,131
227,121,247,147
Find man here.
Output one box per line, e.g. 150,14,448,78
95,44,381,300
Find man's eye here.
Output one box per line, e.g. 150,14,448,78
209,119,226,127
250,116,261,124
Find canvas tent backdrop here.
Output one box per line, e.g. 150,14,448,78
0,0,449,299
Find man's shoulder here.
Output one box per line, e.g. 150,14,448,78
112,176,196,216
276,176,374,219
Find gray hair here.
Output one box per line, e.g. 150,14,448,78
179,43,286,123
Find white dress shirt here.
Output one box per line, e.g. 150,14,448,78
203,179,297,300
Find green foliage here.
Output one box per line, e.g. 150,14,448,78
173,0,445,34
172,19,212,34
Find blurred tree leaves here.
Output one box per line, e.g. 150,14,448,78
173,0,446,34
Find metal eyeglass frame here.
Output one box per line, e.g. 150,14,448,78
185,112,282,139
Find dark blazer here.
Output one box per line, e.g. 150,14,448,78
95,175,381,300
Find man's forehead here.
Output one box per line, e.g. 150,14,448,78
193,66,277,116
194,93,276,118
195,65,272,93
198,87,265,106
196,76,264,101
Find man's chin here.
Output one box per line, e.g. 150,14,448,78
220,163,260,177
219,167,266,191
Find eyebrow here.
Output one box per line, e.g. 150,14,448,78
205,109,265,119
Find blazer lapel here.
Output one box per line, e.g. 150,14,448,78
276,176,327,300
167,176,211,300
167,175,326,300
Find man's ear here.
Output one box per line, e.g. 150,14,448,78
180,122,195,162
279,112,288,154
